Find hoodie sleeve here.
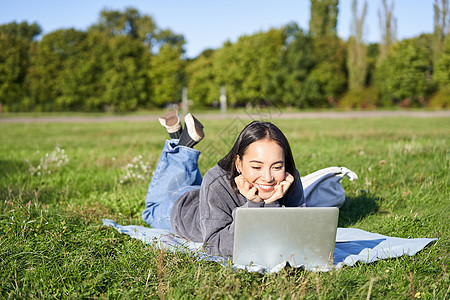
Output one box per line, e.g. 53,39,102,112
282,169,305,207
198,180,254,258
198,166,270,258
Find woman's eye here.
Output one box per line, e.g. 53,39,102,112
273,166,283,170
251,166,261,170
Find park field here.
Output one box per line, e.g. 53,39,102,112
0,115,448,298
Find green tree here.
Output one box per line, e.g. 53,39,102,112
29,29,87,111
149,43,184,107
373,0,398,106
0,21,41,111
375,36,434,106
0,21,41,41
306,0,347,106
88,7,185,109
378,0,397,61
435,35,450,88
309,0,339,38
185,49,217,107
93,8,154,43
433,0,449,81
340,0,375,109
213,29,284,106
302,37,347,107
88,7,184,110
98,35,150,112
347,0,368,91
366,43,380,86
267,23,315,107
94,7,185,54
29,26,150,112
72,29,110,111
305,0,347,107
430,35,450,107
1,7,187,112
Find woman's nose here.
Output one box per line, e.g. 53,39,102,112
262,169,274,182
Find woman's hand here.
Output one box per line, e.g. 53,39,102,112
234,172,294,203
234,175,263,202
263,172,294,204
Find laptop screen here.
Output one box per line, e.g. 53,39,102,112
233,207,339,269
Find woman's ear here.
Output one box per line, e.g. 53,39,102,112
235,155,242,174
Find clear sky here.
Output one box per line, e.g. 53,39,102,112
1,0,434,58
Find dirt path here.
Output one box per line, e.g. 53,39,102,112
0,110,449,123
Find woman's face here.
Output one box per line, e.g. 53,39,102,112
236,139,286,200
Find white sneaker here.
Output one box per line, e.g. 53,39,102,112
159,110,182,138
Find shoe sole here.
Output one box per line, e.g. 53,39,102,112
185,113,204,142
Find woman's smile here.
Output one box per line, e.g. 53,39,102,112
255,183,275,192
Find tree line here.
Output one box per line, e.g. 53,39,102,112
0,0,449,112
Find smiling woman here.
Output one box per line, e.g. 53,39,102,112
221,122,298,203
142,113,305,258
234,139,294,202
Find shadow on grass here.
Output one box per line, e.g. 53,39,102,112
338,194,382,227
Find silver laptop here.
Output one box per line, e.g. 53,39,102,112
233,207,339,269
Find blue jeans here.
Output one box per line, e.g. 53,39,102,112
142,139,202,231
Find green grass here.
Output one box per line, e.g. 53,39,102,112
0,115,448,299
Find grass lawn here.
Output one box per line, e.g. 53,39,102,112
0,115,448,299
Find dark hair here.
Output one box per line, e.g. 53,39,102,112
218,121,298,198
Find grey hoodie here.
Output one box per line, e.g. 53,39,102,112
170,165,305,258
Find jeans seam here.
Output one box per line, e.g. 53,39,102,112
168,139,201,155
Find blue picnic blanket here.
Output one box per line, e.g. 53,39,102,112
102,219,436,273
